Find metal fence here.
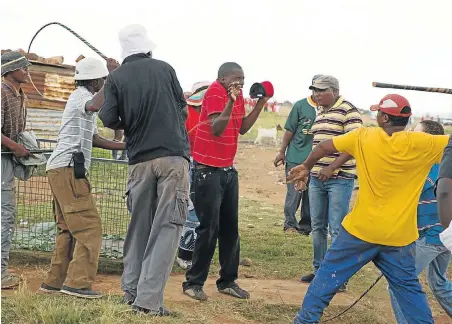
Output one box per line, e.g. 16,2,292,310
13,139,130,259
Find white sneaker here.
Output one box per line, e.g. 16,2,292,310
176,257,192,270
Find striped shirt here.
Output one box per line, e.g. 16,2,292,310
46,87,98,172
192,81,245,167
1,80,26,149
418,164,443,245
311,96,362,179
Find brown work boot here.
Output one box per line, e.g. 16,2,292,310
1,273,21,289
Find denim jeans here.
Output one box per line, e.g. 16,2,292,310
390,237,452,322
178,158,199,261
284,163,311,232
183,166,240,289
294,227,434,324
308,176,354,273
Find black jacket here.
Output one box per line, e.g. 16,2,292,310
99,54,189,165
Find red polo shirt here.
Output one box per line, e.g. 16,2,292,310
185,105,201,156
192,81,245,167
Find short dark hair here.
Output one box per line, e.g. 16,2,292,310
386,107,411,127
75,79,97,88
218,62,242,78
420,120,445,135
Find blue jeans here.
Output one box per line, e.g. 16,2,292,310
294,228,434,324
390,237,452,322
308,176,353,273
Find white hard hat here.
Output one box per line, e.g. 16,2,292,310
74,57,109,80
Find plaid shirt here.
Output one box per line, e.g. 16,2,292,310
1,80,26,149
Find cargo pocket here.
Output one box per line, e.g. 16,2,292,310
62,195,100,234
170,189,189,225
70,175,91,198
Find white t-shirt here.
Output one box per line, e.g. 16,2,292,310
46,87,98,172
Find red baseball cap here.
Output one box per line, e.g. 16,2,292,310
370,94,412,117
261,81,274,97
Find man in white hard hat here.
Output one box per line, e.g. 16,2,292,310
39,57,125,299
99,24,189,316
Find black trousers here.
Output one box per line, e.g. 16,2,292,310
183,166,240,289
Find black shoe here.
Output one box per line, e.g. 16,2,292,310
300,273,315,283
183,286,208,301
122,292,135,305
132,305,171,316
218,283,250,299
60,286,102,299
297,230,311,236
39,283,60,294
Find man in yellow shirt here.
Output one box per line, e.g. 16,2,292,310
287,94,450,323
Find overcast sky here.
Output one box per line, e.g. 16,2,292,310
2,0,451,117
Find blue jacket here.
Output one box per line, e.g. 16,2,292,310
418,164,443,245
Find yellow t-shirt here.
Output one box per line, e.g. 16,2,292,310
333,127,450,246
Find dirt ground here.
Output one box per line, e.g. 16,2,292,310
234,143,358,205
4,267,354,308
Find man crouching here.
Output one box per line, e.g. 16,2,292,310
39,57,124,298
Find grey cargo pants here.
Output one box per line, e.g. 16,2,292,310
121,156,189,311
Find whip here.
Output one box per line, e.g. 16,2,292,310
26,22,109,98
321,273,384,322
28,22,108,60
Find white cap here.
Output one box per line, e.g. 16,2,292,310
119,24,157,61
191,80,211,93
74,57,109,80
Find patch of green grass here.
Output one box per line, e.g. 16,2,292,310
240,111,287,142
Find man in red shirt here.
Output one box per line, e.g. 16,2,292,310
182,62,270,301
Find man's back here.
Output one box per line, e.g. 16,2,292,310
333,127,449,246
102,54,189,165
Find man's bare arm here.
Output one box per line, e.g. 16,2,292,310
85,87,105,113
303,139,338,170
274,130,294,167
92,134,126,150
280,131,294,153
327,153,353,170
210,100,234,137
1,134,30,157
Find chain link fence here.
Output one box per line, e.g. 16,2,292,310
13,139,130,259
